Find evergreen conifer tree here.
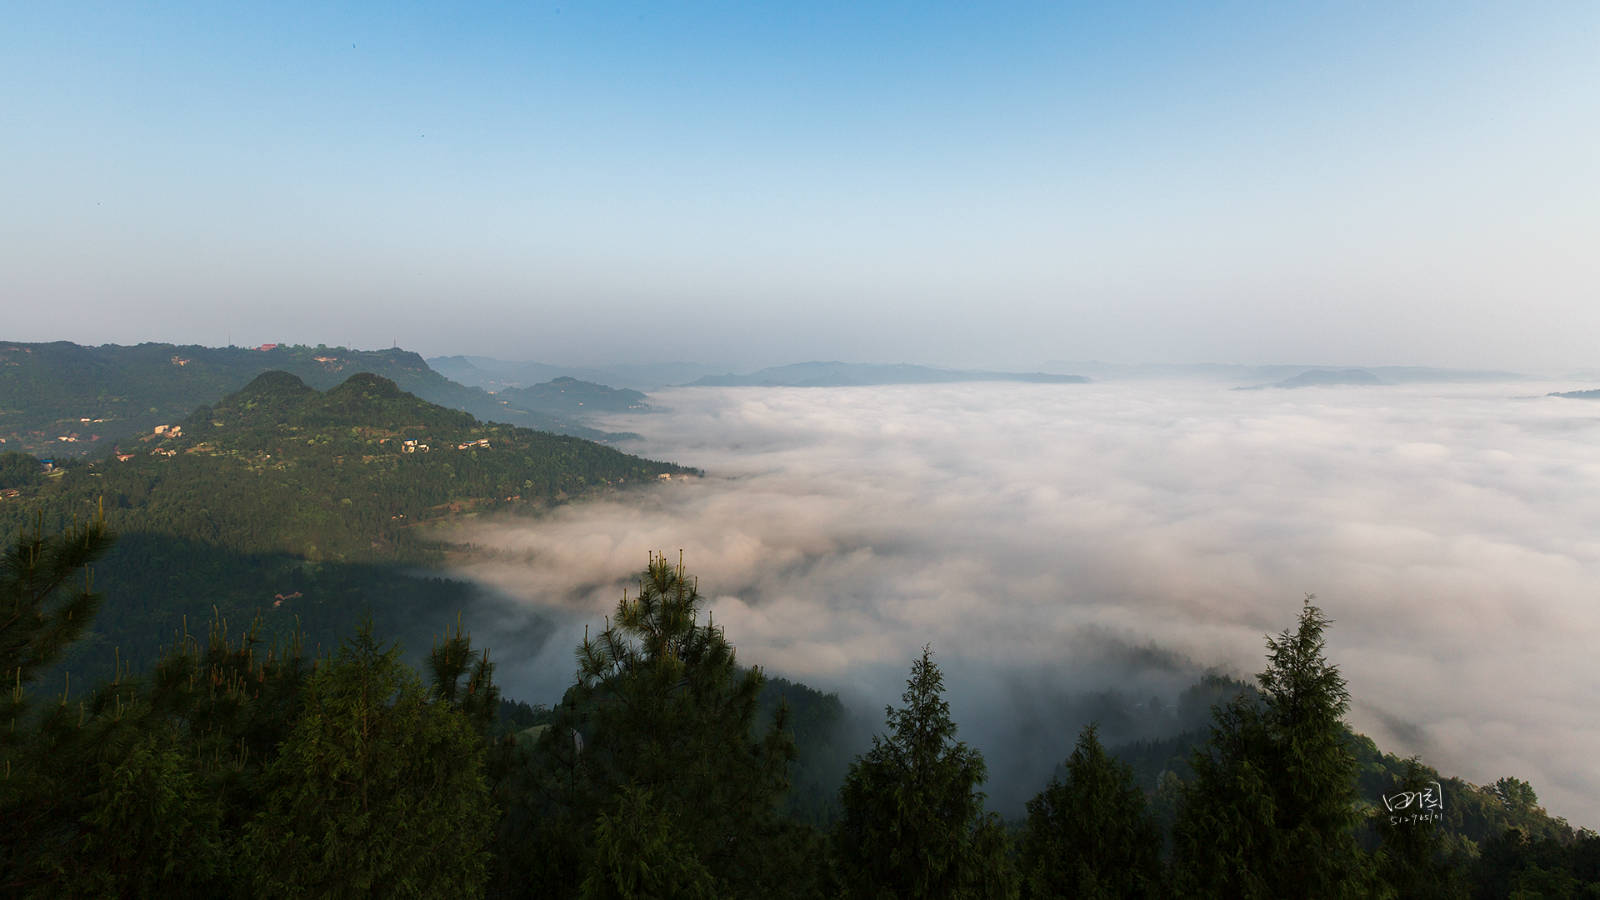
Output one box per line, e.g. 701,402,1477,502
70,731,223,898
244,624,495,896
1020,723,1163,899
511,552,800,897
1,511,113,720
0,514,117,896
429,613,501,736
834,645,1016,900
1172,596,1371,898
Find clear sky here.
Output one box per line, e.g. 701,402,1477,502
4,2,1596,370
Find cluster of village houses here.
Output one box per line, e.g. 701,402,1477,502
133,424,185,458
74,420,499,466
401,437,493,452
51,416,110,444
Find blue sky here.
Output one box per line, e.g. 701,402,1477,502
4,2,1596,369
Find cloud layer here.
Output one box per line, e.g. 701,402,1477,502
448,380,1600,823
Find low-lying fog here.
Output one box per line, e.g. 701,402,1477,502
446,380,1600,824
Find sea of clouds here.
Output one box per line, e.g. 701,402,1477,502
446,379,1600,823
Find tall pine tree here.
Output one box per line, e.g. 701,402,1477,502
834,645,1016,900
507,552,802,898
1019,723,1163,899
1172,596,1371,898
0,513,118,896
1,510,113,713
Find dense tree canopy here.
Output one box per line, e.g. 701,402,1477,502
1,510,113,696
244,625,496,896
1373,756,1470,900
3,522,1595,898
1172,597,1372,899
499,552,808,898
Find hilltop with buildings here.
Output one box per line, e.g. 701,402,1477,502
0,369,694,682
0,340,631,457
1,369,691,559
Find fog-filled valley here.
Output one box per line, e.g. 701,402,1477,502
447,378,1600,824
9,349,1600,895
8,1,1599,891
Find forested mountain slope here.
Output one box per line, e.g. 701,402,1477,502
0,340,622,457
0,371,690,561
0,372,691,679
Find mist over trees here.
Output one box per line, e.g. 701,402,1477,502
835,645,1015,898
1170,598,1371,897
2,526,1595,897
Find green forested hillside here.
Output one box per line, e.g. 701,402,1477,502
0,371,691,562
0,340,621,457
0,372,691,683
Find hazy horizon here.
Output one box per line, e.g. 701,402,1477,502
1,335,1585,383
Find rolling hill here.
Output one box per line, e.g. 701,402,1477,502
1,371,691,562
428,355,725,391
0,340,624,457
495,376,651,416
0,372,694,679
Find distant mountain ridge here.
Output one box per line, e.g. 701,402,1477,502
0,340,624,457
496,377,651,415
687,361,1089,387
1234,368,1387,391
429,356,1092,390
429,356,725,392
1042,361,1529,384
